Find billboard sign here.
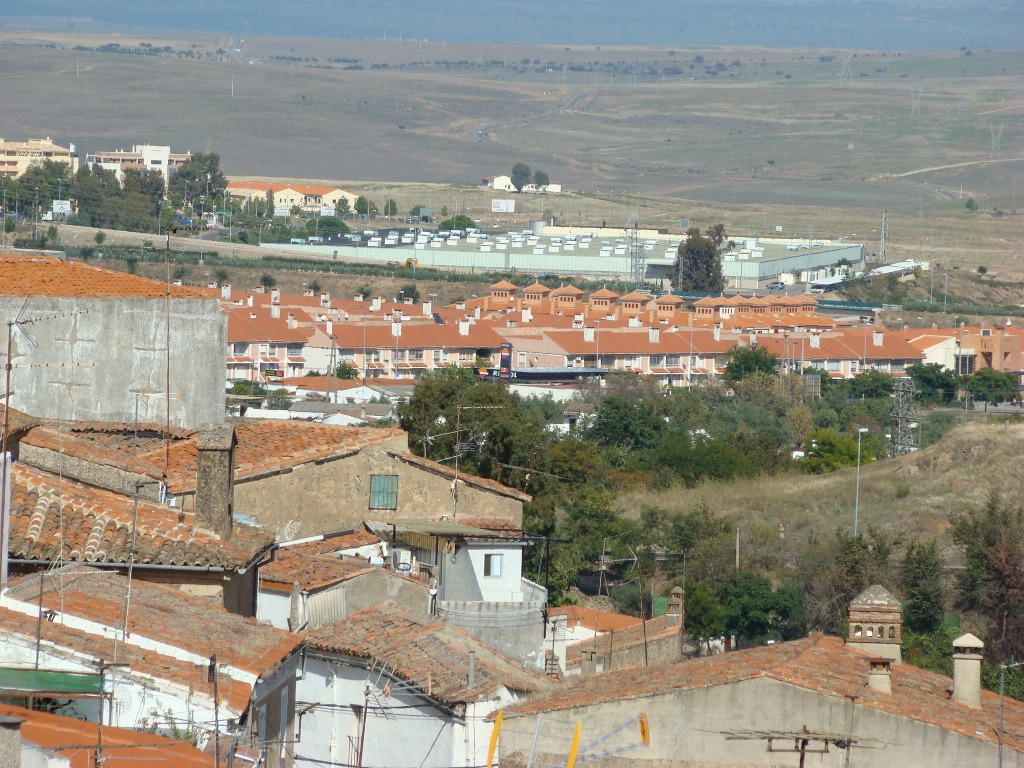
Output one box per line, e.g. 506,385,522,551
491,199,516,214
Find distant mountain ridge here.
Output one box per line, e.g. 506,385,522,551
3,1,1018,50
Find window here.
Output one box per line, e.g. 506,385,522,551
233,342,247,355
484,553,503,577
286,343,303,356
369,475,398,509
666,355,681,367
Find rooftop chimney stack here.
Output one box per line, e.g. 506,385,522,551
583,327,595,343
522,307,533,323
422,301,432,316
320,292,331,308
371,297,382,312
458,320,470,336
867,659,892,694
952,633,984,708
270,304,280,319
195,424,235,539
220,284,232,300
649,327,660,344
287,313,295,329
873,330,884,347
270,288,281,304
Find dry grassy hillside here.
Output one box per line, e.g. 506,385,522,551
617,419,1024,555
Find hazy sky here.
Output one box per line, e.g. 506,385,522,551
5,1,1021,49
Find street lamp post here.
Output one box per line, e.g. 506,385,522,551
854,427,869,536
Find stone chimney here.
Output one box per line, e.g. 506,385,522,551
195,424,235,539
952,633,984,708
846,584,902,663
288,581,304,632
580,649,598,676
867,658,892,694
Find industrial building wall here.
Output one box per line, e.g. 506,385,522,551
0,295,226,428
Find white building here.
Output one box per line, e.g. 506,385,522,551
85,144,192,188
483,174,516,191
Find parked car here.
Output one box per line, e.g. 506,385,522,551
767,281,786,290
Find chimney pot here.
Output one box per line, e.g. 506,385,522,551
867,658,892,694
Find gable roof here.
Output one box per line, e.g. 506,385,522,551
565,615,679,668
0,567,302,714
501,634,1024,752
9,463,273,569
0,702,213,768
387,451,532,503
0,254,212,299
306,602,550,705
19,420,407,494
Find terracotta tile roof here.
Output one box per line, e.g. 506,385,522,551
564,615,679,667
306,602,551,705
549,284,586,296
227,181,346,196
0,568,302,713
0,254,211,299
589,288,621,299
9,463,273,569
522,283,552,294
388,451,532,503
25,420,407,493
502,633,1024,752
227,306,314,343
259,551,377,593
0,702,214,768
618,290,652,302
654,293,685,305
489,280,519,291
332,321,504,351
544,328,733,356
281,376,409,391
548,605,643,634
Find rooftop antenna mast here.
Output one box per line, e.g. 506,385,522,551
878,210,889,265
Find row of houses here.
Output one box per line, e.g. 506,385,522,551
213,278,1019,393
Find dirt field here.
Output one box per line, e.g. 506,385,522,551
2,32,1021,271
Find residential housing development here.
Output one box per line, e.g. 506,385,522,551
1,250,1023,768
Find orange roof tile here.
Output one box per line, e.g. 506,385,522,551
0,254,212,299
0,702,213,768
548,605,643,634
489,280,519,291
501,634,1024,753
564,615,679,667
522,283,552,294
306,602,551,705
9,463,273,569
549,284,586,296
259,551,378,593
589,288,621,299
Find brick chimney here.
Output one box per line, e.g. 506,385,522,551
195,424,235,539
952,632,984,708
846,584,902,663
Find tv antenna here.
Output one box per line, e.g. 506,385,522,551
714,725,889,765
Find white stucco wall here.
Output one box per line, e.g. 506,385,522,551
297,656,462,768
441,544,524,602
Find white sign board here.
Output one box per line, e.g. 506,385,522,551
775,225,783,232
491,199,516,214
52,200,72,215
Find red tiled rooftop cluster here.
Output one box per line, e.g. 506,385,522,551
0,254,213,299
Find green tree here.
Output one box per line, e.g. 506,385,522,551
685,581,725,647
94,230,106,246
260,273,277,290
950,494,1024,661
965,197,978,211
399,283,421,302
383,198,398,217
167,153,227,212
306,216,349,236
335,196,350,217
901,540,946,634
438,214,475,231
849,369,893,399
214,268,229,285
335,361,359,379
675,224,731,292
588,396,663,451
266,388,293,409
966,367,1020,410
724,345,778,383
906,363,959,405
721,571,784,644
355,196,378,217
511,162,532,192
800,428,859,474
266,189,276,214
533,169,550,187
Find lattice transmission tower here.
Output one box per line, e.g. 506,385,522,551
889,377,919,457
